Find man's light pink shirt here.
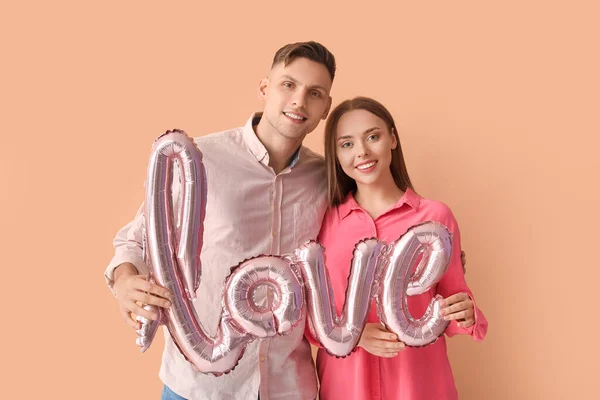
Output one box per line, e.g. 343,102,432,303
105,114,328,400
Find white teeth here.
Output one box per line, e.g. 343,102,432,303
357,161,376,170
284,112,304,120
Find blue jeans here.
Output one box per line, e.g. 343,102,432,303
161,385,187,400
161,385,261,400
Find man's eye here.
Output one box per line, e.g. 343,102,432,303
311,91,321,97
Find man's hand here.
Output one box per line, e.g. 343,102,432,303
113,263,172,329
358,323,406,357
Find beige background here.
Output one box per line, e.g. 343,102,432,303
1,1,599,399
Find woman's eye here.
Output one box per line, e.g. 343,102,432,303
340,142,352,148
367,134,379,141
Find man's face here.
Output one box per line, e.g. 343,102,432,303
259,57,333,141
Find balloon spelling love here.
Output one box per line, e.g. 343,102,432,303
136,130,453,375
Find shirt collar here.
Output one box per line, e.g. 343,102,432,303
289,147,301,168
338,188,421,220
243,112,269,163
242,112,302,169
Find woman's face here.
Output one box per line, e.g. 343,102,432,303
335,109,397,187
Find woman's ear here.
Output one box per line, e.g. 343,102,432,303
391,127,398,149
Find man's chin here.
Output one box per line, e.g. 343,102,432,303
277,125,310,140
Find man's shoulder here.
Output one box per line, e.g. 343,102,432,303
193,126,244,148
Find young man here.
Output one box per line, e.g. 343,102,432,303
105,41,335,400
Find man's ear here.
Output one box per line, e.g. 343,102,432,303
322,96,333,120
258,77,269,100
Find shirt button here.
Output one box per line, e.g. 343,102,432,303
272,232,277,237
260,356,265,362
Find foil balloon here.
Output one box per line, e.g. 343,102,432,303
224,255,304,339
295,239,385,357
138,130,253,375
376,221,453,347
142,129,243,374
136,128,455,370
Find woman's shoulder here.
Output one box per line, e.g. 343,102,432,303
414,193,459,229
321,205,342,227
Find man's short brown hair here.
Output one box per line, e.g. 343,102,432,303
272,41,336,81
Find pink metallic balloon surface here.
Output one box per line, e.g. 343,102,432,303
135,304,163,353
224,255,304,339
295,239,384,357
147,129,206,301
140,130,250,375
376,221,453,347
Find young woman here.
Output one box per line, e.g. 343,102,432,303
308,97,488,400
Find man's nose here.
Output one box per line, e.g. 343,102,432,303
291,89,307,108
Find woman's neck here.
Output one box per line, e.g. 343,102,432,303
354,176,405,220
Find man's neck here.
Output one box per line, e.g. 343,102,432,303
255,118,303,174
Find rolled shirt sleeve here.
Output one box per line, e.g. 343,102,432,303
104,204,149,296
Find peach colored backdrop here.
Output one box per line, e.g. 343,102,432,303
2,1,598,399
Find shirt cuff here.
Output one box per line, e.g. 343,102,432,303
104,251,149,297
467,293,488,341
444,293,488,341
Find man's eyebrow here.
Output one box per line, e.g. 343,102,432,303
280,75,329,92
280,75,299,84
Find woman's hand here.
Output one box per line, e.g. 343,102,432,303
358,323,406,357
439,292,475,328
